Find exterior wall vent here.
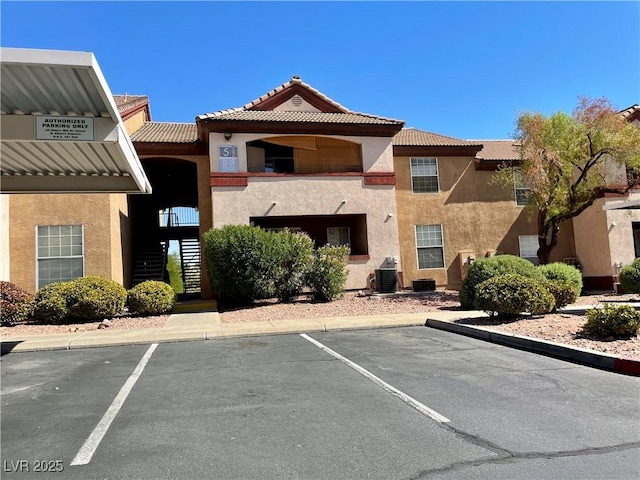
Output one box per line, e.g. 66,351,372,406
291,95,303,107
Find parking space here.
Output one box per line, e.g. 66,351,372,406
1,328,639,479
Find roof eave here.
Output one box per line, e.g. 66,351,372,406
393,144,483,157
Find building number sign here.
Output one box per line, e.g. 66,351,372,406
218,145,238,172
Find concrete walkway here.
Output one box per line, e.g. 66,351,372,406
2,302,638,376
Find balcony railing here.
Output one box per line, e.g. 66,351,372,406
159,207,199,227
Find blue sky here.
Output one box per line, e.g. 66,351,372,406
2,1,638,139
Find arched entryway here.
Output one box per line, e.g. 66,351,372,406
128,157,202,299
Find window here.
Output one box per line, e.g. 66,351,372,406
416,225,445,269
410,158,439,193
514,169,532,206
37,225,84,289
519,235,539,265
327,227,351,250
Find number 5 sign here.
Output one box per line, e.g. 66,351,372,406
218,145,238,172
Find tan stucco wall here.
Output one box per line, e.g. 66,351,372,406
211,176,401,290
597,192,640,275
109,194,131,286
572,198,612,277
122,109,148,136
0,195,9,281
394,156,575,289
209,132,399,290
9,194,115,293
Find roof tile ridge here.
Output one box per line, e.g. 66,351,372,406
349,110,404,123
406,127,477,143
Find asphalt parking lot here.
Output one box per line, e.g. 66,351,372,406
2,326,639,479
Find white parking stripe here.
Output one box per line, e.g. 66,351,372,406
70,343,159,466
300,334,450,424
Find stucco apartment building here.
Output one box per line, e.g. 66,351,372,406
2,75,638,296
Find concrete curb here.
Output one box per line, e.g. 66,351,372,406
425,318,640,376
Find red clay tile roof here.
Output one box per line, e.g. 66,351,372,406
197,76,403,126
620,104,640,122
130,122,197,143
197,110,403,125
241,76,350,113
393,128,480,147
113,95,149,115
473,140,521,161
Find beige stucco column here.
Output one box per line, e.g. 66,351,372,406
0,194,9,281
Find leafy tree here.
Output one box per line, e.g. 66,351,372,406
166,252,184,294
495,97,640,264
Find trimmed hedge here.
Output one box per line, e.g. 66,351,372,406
0,281,34,326
474,273,555,316
619,258,640,294
66,276,127,320
543,280,579,310
33,282,71,324
307,245,350,302
33,276,126,323
460,255,538,310
584,304,640,337
127,281,176,315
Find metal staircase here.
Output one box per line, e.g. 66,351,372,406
132,242,168,286
180,238,201,295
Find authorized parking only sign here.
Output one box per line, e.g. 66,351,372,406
35,115,94,141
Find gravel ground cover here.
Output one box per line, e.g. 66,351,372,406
2,291,638,360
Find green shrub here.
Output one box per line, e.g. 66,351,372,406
307,245,349,302
460,255,539,309
537,262,582,304
619,258,640,294
543,280,580,310
273,230,314,303
474,273,555,316
65,276,127,320
204,225,281,306
127,281,176,315
33,282,71,324
583,304,640,337
166,252,184,294
0,281,34,326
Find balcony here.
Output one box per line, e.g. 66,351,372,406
247,136,363,174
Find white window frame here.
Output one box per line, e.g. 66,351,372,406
410,157,440,194
513,169,532,207
36,225,85,289
415,224,445,269
327,226,351,250
518,235,539,265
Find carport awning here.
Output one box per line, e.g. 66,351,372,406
0,48,151,193
602,198,640,210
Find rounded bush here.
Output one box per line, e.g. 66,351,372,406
474,273,555,316
66,276,127,320
584,304,640,337
127,281,176,315
619,258,640,294
543,280,580,310
460,255,539,309
537,262,582,300
33,282,71,324
0,281,34,326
